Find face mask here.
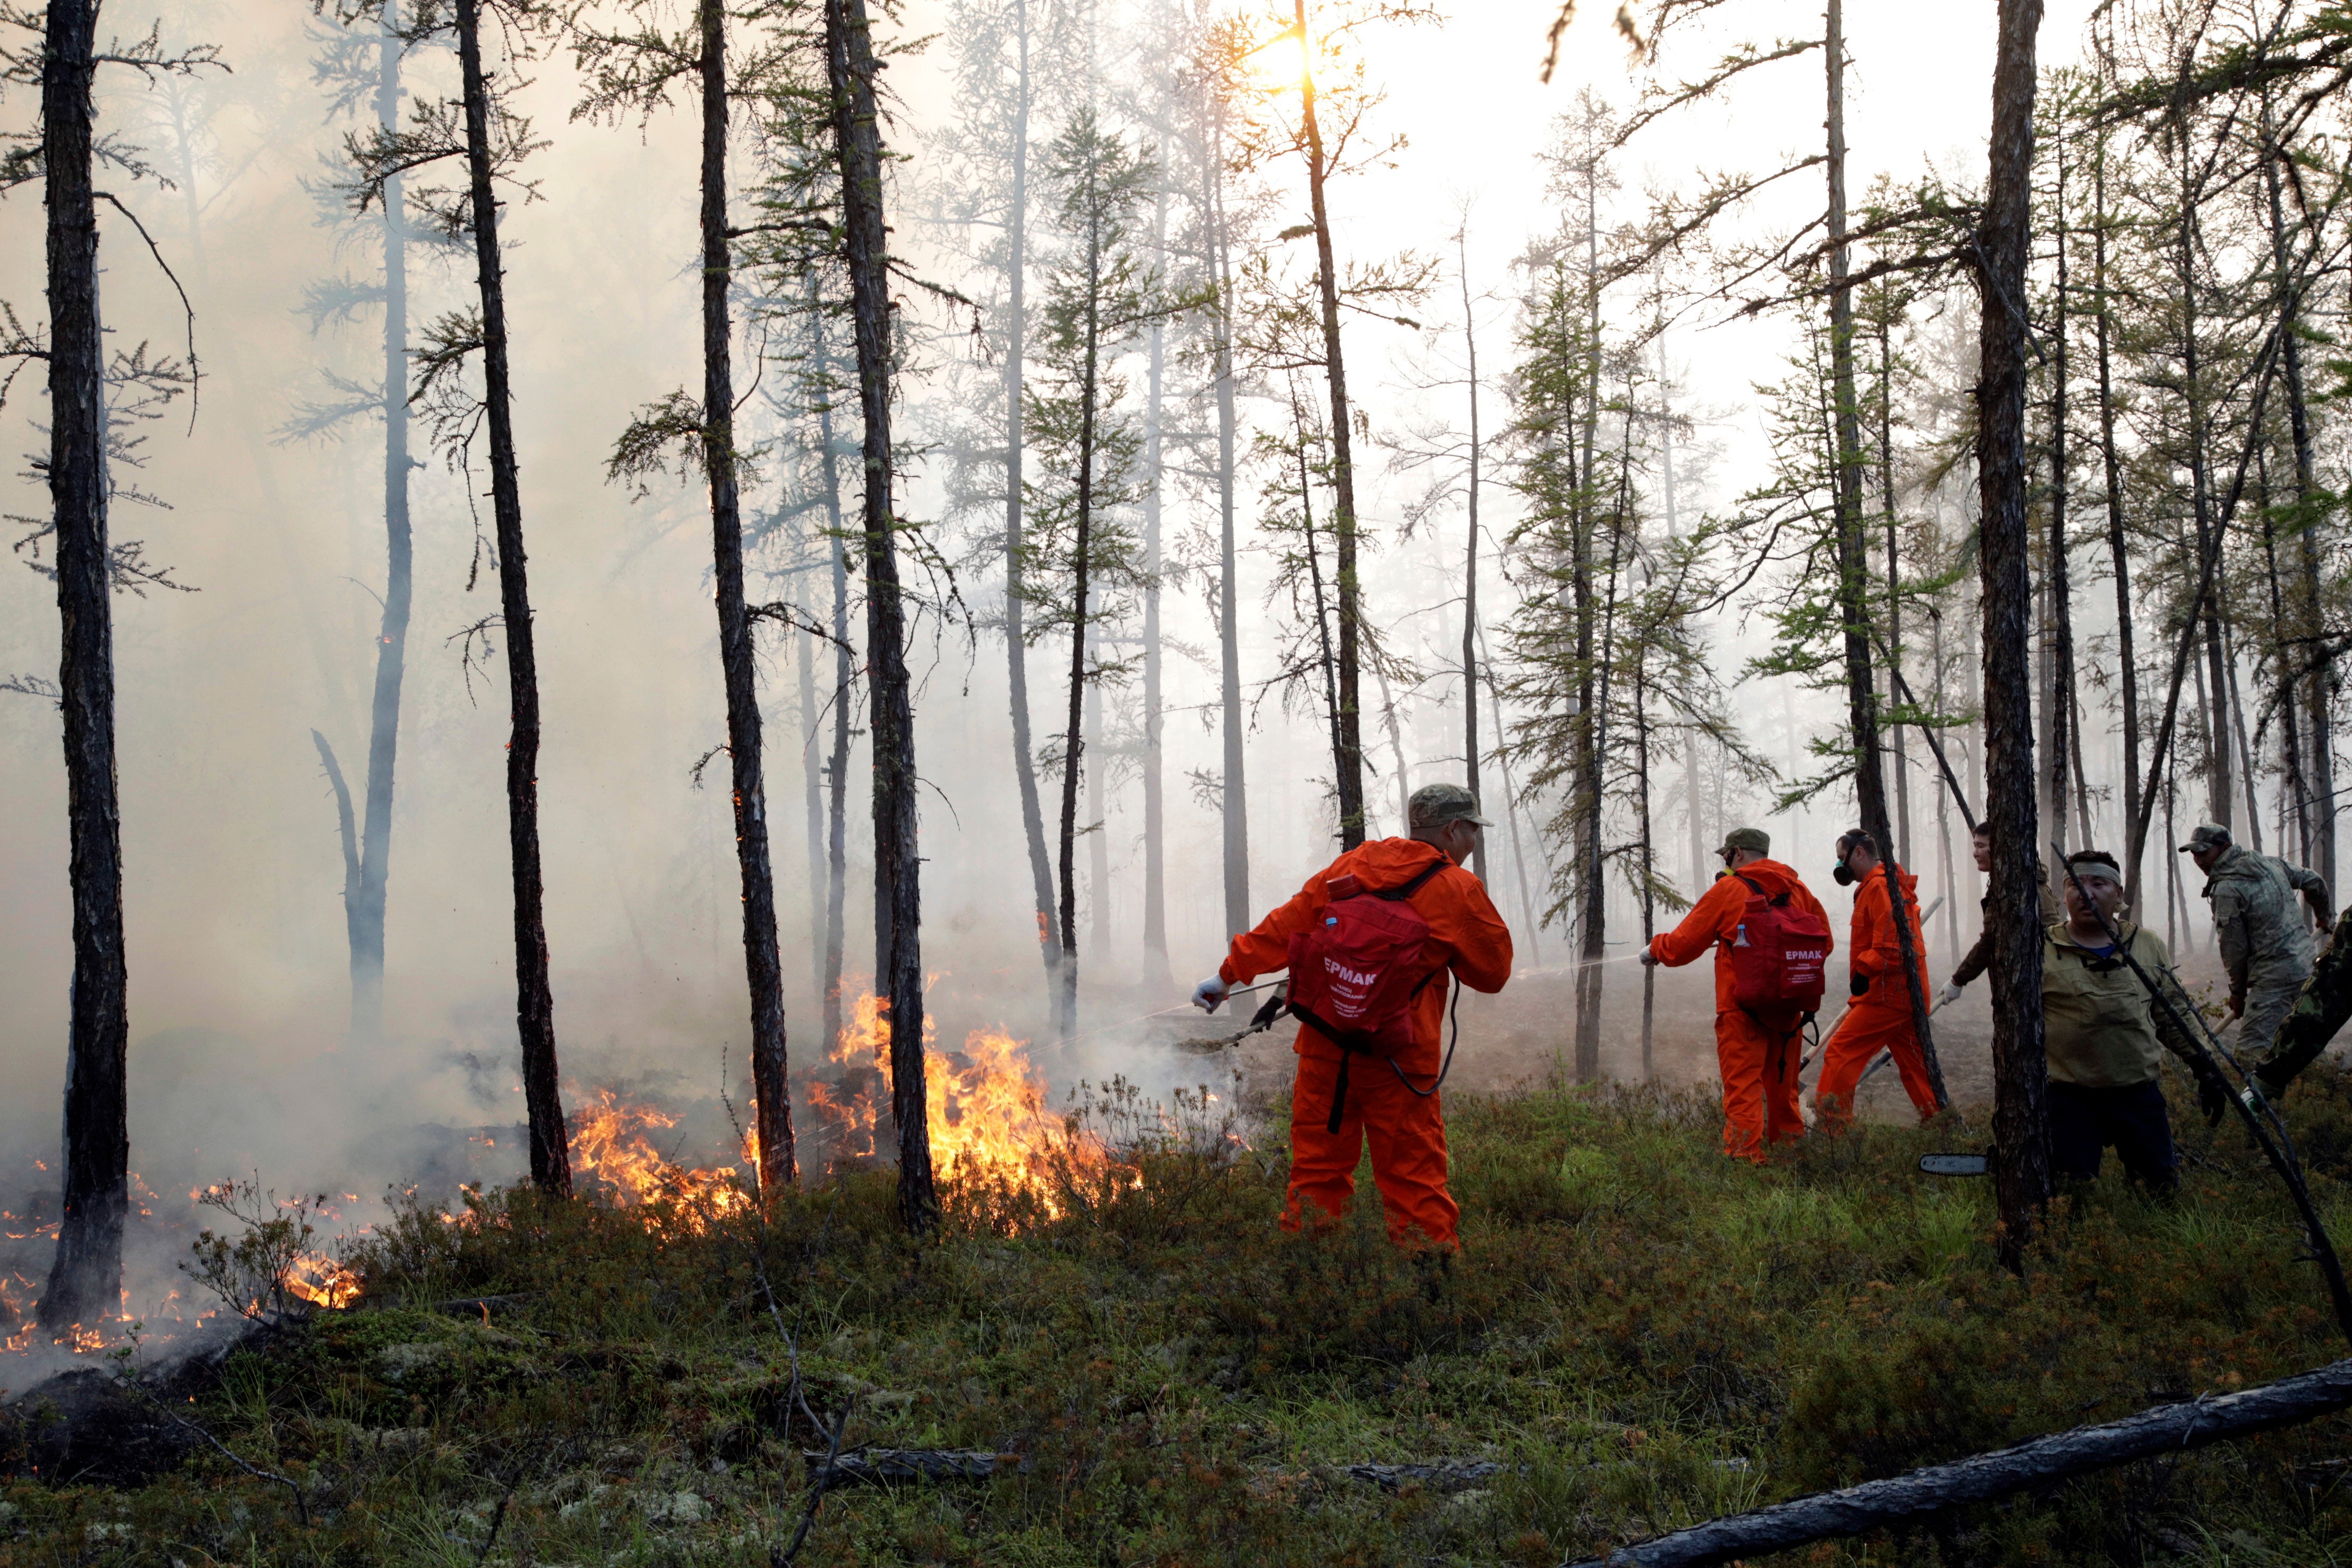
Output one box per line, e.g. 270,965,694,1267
1832,861,1855,886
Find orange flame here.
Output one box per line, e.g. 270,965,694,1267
569,1087,754,1227
825,993,1129,1219
287,1253,361,1311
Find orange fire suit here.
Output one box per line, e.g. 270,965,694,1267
1649,859,1832,1161
1219,837,1513,1248
1815,866,1938,1130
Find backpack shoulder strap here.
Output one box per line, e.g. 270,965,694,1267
1375,856,1450,903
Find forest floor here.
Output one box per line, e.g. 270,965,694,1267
8,1046,2352,1567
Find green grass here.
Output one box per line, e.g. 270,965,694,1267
11,1061,2352,1566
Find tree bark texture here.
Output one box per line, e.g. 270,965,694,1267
1974,0,2051,1270
456,0,569,1198
1296,0,1364,848
698,0,795,1199
39,0,132,1334
1562,1359,2352,1568
827,0,935,1233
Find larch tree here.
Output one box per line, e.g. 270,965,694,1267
825,0,935,1233
1233,0,1436,849
574,0,810,1198
1021,107,1186,1036
338,0,572,1197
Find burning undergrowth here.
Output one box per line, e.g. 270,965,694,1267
567,991,1170,1231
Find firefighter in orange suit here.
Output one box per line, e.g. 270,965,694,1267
1190,784,1513,1248
1813,828,1939,1129
1641,826,1833,1161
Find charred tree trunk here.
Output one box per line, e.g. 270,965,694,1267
1974,0,2051,1269
1296,0,1364,847
1567,1358,2352,1568
352,21,411,1044
1209,93,1248,935
698,0,793,1197
456,0,568,1198
38,0,130,1335
827,0,934,1232
1001,0,1063,1007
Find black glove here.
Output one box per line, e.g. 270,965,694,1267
2192,1058,2231,1128
1850,969,1870,998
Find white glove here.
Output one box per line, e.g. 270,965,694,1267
1191,975,1231,1014
1637,943,1658,967
1935,981,1964,1011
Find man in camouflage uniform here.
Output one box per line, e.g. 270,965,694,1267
2182,823,2331,1099
2261,901,2352,1101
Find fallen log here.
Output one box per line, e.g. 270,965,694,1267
1564,1358,2352,1567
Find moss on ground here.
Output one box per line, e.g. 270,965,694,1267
8,1062,2352,1566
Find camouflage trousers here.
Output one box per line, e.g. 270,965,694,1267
2236,968,2308,1071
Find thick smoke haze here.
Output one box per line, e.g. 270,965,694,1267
0,0,2105,1253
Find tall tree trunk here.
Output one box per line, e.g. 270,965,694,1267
1299,424,1347,817
1296,0,1364,846
456,0,568,1198
1458,229,1486,881
2169,149,2233,833
1976,0,2052,1270
1139,176,1171,988
2092,116,2143,903
1056,167,1105,1043
1635,648,1656,1080
2262,121,2334,891
2046,122,2080,859
1576,444,1631,1084
1878,308,1910,866
1830,0,1944,1109
826,0,933,1232
1210,93,1248,935
799,616,822,996
38,0,128,1330
699,0,793,1198
1002,0,1062,1007
810,287,852,1057
353,20,411,1044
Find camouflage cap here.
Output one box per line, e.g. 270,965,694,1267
2179,822,2233,854
1409,782,1491,829
1717,826,1771,858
